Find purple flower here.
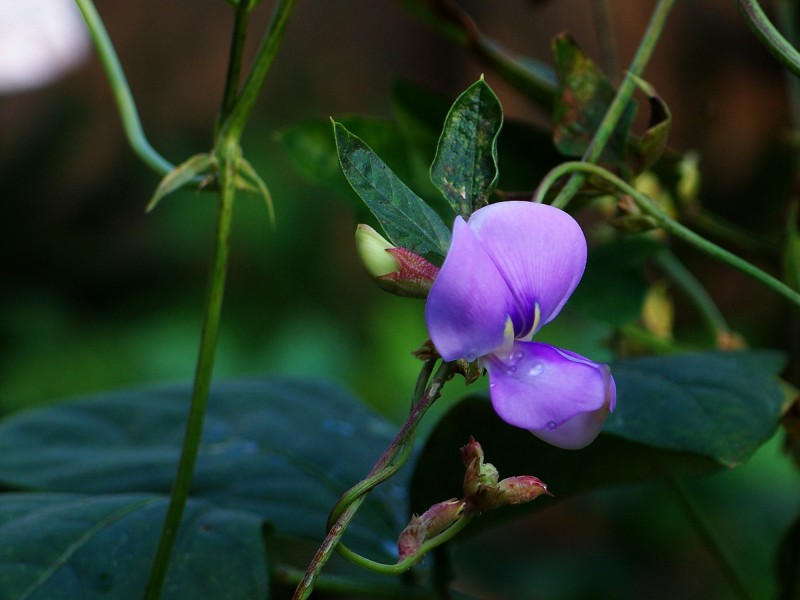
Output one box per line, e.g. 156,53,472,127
425,201,616,449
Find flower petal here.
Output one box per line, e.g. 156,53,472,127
425,217,517,362
467,201,587,336
484,341,615,449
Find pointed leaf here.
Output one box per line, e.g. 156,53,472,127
0,493,267,599
606,350,787,466
0,378,407,560
238,157,275,226
552,33,636,164
430,78,503,218
334,120,452,257
147,153,214,212
631,76,672,172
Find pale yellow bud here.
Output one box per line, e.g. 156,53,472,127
355,224,399,278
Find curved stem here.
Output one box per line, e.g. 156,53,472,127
220,0,299,141
74,0,174,175
735,0,800,79
336,513,475,575
293,361,455,600
143,152,237,599
536,161,800,309
551,0,675,209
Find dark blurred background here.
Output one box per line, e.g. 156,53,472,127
2,1,799,598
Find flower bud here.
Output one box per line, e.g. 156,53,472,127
355,225,439,298
495,475,553,505
397,499,465,560
355,224,400,278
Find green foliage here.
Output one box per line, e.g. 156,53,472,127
552,32,636,163
0,493,268,599
333,120,452,257
412,350,786,515
0,378,407,561
430,78,502,218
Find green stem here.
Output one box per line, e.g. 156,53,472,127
293,361,455,600
551,0,675,209
274,565,437,599
735,0,800,78
143,153,237,599
336,513,474,575
220,0,299,141
74,0,174,175
217,2,253,135
664,472,755,600
536,161,800,309
653,250,730,340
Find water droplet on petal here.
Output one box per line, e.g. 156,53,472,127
467,353,476,362
489,382,496,388
546,421,558,431
515,351,524,359
506,366,517,375
527,361,544,377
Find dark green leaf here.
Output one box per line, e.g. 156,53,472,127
410,395,718,518
0,493,267,600
430,78,503,218
569,235,663,326
411,350,785,518
607,350,787,466
552,33,636,164
0,378,407,560
777,512,800,600
334,121,452,257
277,116,405,202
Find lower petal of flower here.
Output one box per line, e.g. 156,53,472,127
484,341,615,450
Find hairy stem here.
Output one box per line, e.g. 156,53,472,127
551,0,676,209
74,0,174,175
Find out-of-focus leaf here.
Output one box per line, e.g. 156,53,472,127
277,116,406,202
0,378,407,560
552,32,636,164
569,236,663,326
147,153,215,212
0,493,267,600
334,121,452,257
606,350,787,466
495,120,563,193
785,200,800,292
777,512,800,600
430,78,503,218
631,76,672,173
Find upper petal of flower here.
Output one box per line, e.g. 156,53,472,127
467,201,587,336
425,217,517,362
484,341,615,449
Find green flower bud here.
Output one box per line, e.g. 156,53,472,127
355,224,400,278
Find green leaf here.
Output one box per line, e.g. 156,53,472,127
569,235,663,326
411,350,785,518
147,153,214,212
607,350,787,466
0,493,267,599
409,395,719,519
334,120,452,257
552,33,636,164
630,76,672,172
0,378,407,560
430,78,503,218
278,116,406,202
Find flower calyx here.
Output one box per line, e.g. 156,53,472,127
355,224,439,298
